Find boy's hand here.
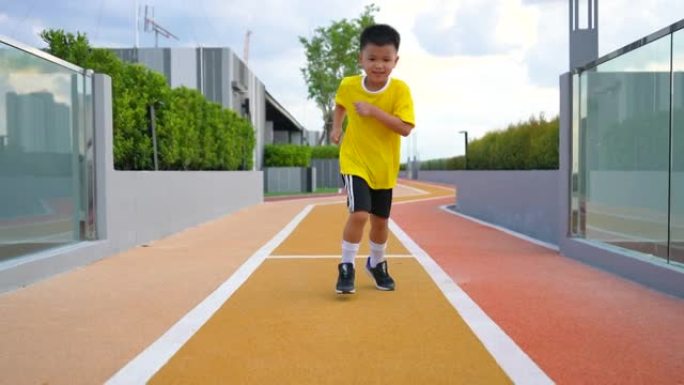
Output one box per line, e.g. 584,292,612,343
330,127,342,144
354,102,376,117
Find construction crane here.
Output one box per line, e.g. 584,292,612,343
144,5,179,48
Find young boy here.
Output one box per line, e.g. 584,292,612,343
331,24,415,294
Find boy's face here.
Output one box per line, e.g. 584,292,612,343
359,43,398,88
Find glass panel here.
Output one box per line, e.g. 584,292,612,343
578,72,589,237
0,41,88,262
579,35,672,260
571,73,582,235
82,75,96,240
672,30,684,266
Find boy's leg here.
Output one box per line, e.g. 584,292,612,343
365,189,395,291
340,175,372,263
337,175,372,294
369,214,389,267
340,211,367,264
343,212,369,249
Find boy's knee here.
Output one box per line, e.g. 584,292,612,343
370,214,388,226
349,211,369,224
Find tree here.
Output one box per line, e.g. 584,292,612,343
299,4,378,144
40,29,91,67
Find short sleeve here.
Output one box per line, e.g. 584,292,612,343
394,82,415,127
334,77,348,107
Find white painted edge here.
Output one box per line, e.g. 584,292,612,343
395,183,430,195
105,204,315,385
439,205,559,251
389,219,555,385
267,254,413,259
393,195,452,206
399,179,455,193
0,240,105,272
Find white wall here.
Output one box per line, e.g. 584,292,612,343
108,171,262,248
0,74,264,292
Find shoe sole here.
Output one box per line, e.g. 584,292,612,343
365,267,394,291
336,288,355,294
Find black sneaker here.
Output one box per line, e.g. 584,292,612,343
336,263,355,294
365,258,395,291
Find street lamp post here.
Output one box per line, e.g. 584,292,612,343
459,130,468,170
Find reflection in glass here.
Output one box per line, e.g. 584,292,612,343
571,73,581,235
672,30,684,266
0,41,93,262
576,35,672,260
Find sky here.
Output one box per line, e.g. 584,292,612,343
1,0,684,161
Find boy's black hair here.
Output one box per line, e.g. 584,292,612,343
360,24,400,51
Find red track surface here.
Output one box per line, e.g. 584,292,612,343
392,196,684,385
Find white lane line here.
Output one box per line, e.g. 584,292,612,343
389,219,555,385
400,180,455,193
267,254,414,259
393,195,453,206
439,205,559,251
396,183,430,195
105,204,315,385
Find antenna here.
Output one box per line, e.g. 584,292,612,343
143,5,179,48
243,30,252,64
135,0,139,47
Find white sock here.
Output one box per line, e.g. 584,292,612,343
341,240,360,265
369,240,386,268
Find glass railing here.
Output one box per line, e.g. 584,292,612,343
571,19,684,268
0,37,96,263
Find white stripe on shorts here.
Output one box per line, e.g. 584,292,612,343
344,174,354,213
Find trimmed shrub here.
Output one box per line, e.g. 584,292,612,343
416,115,559,170
41,29,255,171
264,144,312,167
311,145,339,159
420,156,465,170
468,114,559,170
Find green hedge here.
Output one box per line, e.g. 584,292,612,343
418,114,559,170
264,145,339,167
420,156,465,170
468,115,558,170
159,87,254,170
311,145,339,159
41,29,255,171
264,144,312,167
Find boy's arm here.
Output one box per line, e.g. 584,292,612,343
353,102,413,137
330,104,346,144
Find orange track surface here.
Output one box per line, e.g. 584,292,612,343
1,180,682,384
150,258,512,385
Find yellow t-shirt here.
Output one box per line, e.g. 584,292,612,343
334,75,415,189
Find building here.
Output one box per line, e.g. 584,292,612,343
110,47,314,170
7,91,71,153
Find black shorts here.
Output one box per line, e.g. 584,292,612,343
341,174,393,219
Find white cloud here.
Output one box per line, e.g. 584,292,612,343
411,0,537,57
395,50,558,160
413,0,513,56
523,1,567,86
522,0,564,4
599,1,684,56
2,0,684,161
